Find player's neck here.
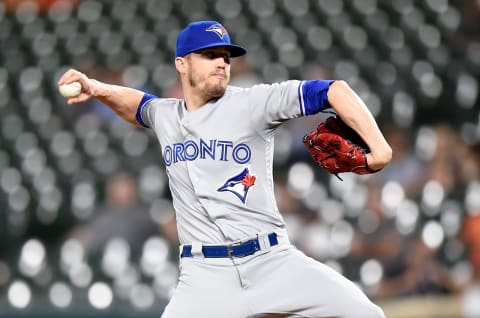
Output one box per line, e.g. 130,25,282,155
183,94,208,112
182,87,219,112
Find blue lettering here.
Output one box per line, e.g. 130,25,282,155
217,140,233,161
173,143,185,163
233,143,251,164
163,139,252,166
199,139,216,159
184,140,199,161
163,145,172,166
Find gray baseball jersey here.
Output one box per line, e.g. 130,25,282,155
138,80,332,245
137,79,385,318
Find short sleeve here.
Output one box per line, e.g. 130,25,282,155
136,93,157,128
299,80,335,116
247,79,335,129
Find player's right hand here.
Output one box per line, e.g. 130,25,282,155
57,69,95,105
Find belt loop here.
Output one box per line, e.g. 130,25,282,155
257,232,271,251
191,241,203,258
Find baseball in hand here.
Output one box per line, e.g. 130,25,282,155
59,81,82,98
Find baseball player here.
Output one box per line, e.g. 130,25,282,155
58,21,392,318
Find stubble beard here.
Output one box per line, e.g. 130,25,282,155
189,72,227,99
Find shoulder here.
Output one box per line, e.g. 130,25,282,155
225,80,301,95
148,97,182,107
144,97,183,114
225,85,247,96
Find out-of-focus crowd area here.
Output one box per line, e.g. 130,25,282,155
0,0,479,317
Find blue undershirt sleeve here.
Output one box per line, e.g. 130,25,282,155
135,93,157,128
298,80,335,116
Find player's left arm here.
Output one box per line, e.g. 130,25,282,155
327,80,392,170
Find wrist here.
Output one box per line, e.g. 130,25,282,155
89,79,103,97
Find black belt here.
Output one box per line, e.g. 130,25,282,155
181,232,278,258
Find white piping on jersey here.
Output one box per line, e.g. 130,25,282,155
298,80,306,116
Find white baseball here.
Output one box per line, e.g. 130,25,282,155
59,81,82,98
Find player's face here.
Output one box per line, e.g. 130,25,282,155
185,47,231,98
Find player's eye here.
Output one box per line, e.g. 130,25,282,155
204,52,215,59
223,54,230,64
202,51,230,64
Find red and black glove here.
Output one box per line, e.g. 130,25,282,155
303,116,380,178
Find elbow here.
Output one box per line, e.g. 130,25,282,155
368,144,393,171
378,145,393,168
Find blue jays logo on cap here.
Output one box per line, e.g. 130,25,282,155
175,20,247,58
205,24,228,39
217,168,256,204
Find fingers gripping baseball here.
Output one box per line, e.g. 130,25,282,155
57,69,94,104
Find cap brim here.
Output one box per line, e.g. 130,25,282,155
228,45,247,57
187,44,247,57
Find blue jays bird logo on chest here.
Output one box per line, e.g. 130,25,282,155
206,24,228,39
217,168,256,204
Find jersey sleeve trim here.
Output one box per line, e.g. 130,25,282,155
135,93,157,128
298,81,306,116
299,80,335,116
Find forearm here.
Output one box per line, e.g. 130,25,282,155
90,80,144,127
328,80,392,170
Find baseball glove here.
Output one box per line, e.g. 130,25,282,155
303,116,379,179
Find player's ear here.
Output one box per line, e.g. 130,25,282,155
175,57,187,74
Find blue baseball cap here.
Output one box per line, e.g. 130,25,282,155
175,21,247,58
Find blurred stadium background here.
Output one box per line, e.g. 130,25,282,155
0,0,479,317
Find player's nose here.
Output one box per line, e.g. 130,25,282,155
215,58,227,68
215,55,230,66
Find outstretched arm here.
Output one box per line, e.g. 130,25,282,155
328,80,392,170
58,69,145,127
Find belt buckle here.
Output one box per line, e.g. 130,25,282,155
227,240,244,258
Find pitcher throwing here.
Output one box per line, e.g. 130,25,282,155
58,20,392,318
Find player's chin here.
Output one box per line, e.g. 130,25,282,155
206,83,227,97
